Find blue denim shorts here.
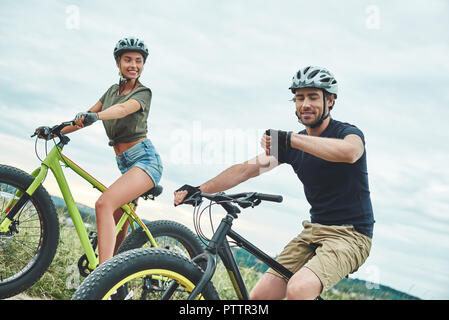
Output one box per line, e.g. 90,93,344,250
115,139,163,186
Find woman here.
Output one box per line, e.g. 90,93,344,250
62,37,163,265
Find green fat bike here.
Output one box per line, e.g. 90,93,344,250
72,191,290,300
0,121,204,299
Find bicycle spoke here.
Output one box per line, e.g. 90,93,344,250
161,280,180,300
0,187,42,283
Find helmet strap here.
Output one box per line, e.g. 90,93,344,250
309,93,329,128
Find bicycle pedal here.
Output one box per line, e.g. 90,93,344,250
88,231,98,250
88,231,97,240
77,253,97,277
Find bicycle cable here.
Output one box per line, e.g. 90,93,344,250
52,136,71,168
34,136,44,163
192,199,239,248
32,135,49,184
193,200,218,247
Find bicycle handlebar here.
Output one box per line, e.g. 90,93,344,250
252,192,283,203
184,191,283,211
202,191,282,203
31,121,75,140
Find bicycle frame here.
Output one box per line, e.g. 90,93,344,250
188,212,293,300
0,140,157,270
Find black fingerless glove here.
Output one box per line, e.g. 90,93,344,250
265,129,292,152
175,184,202,206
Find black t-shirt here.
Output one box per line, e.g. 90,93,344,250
275,119,375,238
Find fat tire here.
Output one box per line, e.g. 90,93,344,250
72,247,220,300
0,164,59,299
117,219,204,263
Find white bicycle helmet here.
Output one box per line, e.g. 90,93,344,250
290,66,338,128
113,37,149,63
289,66,338,98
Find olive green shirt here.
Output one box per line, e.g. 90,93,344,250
99,84,152,146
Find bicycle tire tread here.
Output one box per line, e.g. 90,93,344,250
0,164,59,299
72,248,219,300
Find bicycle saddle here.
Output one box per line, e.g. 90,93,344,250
140,185,163,200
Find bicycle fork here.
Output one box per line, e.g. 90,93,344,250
186,213,240,300
0,166,47,233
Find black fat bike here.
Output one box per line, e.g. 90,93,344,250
71,190,310,300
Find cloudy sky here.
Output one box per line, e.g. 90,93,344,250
0,0,448,299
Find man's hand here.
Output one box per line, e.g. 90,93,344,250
174,184,201,206
261,129,292,155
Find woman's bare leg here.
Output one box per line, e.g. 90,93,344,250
95,167,154,264
112,207,130,254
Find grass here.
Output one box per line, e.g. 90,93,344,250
14,211,409,300
16,210,262,300
212,262,261,299
19,208,93,300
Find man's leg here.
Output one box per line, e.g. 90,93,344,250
286,267,323,300
251,221,315,300
250,273,288,300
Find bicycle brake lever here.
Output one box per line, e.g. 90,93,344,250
182,193,203,207
237,198,261,209
32,126,52,140
237,201,253,209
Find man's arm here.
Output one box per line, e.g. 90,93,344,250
173,153,279,205
199,153,279,193
289,133,364,163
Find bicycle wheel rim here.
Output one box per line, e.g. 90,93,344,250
103,268,204,300
0,183,44,283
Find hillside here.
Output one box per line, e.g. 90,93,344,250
48,195,419,300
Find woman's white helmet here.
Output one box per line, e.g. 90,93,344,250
113,37,149,63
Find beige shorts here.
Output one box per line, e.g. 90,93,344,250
266,220,372,292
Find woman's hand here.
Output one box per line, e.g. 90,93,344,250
74,112,99,128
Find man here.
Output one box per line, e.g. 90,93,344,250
174,66,374,300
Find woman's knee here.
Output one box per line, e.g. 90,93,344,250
95,196,115,216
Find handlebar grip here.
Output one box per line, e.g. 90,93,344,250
254,193,283,203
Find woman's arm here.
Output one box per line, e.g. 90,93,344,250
61,101,103,134
71,98,141,129
97,99,141,121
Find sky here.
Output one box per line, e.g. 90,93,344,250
0,0,448,299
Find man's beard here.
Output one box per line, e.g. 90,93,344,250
295,110,322,128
